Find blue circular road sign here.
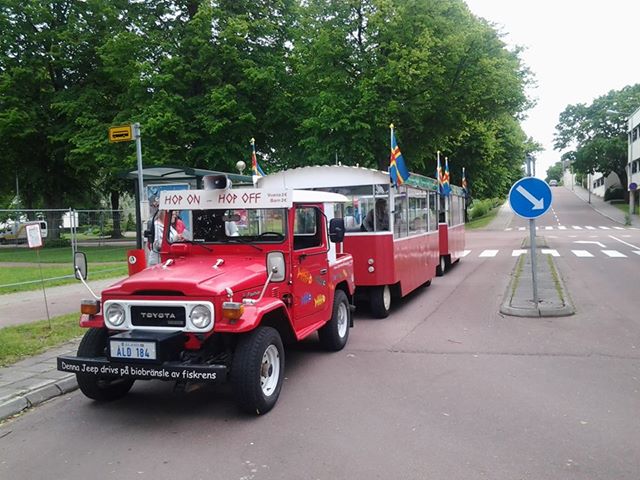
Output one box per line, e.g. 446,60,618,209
508,177,553,219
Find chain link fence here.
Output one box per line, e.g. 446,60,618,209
0,208,135,293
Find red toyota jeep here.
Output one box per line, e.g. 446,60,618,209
58,177,355,414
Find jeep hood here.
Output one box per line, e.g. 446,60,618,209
103,256,269,297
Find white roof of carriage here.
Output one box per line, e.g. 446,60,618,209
257,165,389,190
291,190,349,203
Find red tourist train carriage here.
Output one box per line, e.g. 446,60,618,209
258,165,465,318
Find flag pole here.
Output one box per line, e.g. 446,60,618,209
389,123,394,153
250,137,257,186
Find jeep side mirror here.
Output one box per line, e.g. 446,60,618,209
329,218,345,243
74,251,88,280
266,251,286,282
143,212,158,242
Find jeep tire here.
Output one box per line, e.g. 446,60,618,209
318,290,350,351
76,328,135,401
231,326,284,415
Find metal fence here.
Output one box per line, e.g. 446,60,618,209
0,208,137,248
0,208,135,292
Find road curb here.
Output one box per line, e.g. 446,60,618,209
500,247,575,318
0,374,78,423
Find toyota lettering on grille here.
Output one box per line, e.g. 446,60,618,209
140,312,177,319
131,305,186,327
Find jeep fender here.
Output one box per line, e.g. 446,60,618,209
215,297,292,334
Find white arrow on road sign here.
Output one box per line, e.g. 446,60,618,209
515,185,544,210
574,240,606,248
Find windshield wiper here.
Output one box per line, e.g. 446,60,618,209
223,236,263,252
175,240,214,252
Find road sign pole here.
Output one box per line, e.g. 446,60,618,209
133,123,144,249
529,218,538,305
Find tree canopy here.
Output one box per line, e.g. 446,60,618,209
1,0,536,215
554,84,640,192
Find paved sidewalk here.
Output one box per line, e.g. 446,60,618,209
0,277,124,422
570,184,640,226
485,201,514,230
0,340,80,421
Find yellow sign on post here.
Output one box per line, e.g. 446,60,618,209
109,125,133,143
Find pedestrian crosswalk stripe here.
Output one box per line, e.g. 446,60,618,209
602,250,626,258
572,250,594,258
461,249,640,259
504,225,632,231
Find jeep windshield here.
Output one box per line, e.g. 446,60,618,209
168,208,287,244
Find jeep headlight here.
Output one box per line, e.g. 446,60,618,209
190,304,212,329
105,303,126,327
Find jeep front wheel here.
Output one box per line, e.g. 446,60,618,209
318,290,350,351
231,327,284,415
76,328,135,401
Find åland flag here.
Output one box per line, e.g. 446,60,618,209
388,124,410,186
437,151,451,196
462,166,468,196
251,138,265,177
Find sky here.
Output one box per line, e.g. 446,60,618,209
464,0,640,178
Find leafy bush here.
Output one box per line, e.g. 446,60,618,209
468,197,503,221
44,238,71,248
125,213,135,231
604,186,624,201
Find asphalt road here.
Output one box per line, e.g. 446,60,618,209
1,187,639,479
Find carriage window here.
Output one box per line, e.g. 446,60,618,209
408,187,427,234
429,192,439,231
394,189,408,238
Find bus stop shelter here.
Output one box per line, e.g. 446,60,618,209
123,166,252,248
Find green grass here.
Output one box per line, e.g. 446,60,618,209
466,206,501,229
612,203,640,215
511,253,525,301
0,313,83,366
0,264,127,294
0,245,130,263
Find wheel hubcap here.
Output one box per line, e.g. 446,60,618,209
260,344,280,397
383,285,391,310
337,302,348,338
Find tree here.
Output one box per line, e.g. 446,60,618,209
554,84,640,197
0,0,136,237
284,0,533,198
545,162,563,183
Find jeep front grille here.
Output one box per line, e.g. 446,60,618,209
131,305,186,328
